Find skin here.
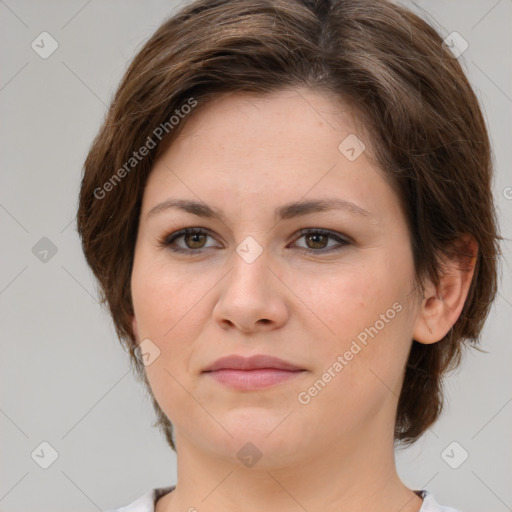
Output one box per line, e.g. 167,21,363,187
130,87,477,512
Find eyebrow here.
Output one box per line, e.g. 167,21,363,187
147,197,371,222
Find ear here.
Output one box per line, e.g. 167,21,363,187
413,234,478,344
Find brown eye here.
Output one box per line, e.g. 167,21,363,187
304,232,329,250
183,232,207,249
293,229,350,255
161,227,218,254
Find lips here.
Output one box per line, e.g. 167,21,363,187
202,354,304,372
202,354,306,390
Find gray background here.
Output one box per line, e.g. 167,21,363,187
0,1,511,511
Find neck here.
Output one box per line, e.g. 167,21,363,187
158,422,423,512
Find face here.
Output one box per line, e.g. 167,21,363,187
130,87,422,466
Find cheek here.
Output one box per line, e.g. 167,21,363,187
131,254,205,339
290,260,413,401
130,257,198,384
130,258,207,426
286,259,408,346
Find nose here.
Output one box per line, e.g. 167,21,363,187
212,246,289,334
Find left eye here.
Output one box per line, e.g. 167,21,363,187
292,228,349,254
160,227,349,255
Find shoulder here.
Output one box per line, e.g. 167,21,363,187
105,486,175,512
417,490,463,512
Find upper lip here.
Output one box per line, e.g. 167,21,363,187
202,354,304,372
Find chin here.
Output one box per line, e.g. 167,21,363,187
205,414,307,465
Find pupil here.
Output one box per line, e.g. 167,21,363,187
186,233,205,248
307,233,327,249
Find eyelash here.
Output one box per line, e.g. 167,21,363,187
159,227,350,256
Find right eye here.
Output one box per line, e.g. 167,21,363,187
159,227,220,255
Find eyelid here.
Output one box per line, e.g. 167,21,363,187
160,227,220,250
291,228,351,254
293,227,352,245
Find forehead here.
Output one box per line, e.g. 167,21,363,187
141,87,400,225
165,87,363,154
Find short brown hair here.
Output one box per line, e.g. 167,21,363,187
77,0,501,451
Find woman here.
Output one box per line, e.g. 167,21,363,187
77,0,501,511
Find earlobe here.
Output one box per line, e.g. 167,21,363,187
413,235,478,345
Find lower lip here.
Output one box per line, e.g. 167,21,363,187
204,369,305,390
